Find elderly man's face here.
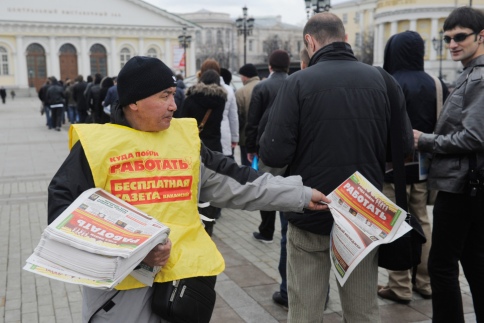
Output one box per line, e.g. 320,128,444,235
130,87,177,132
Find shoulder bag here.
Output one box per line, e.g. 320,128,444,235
151,275,217,323
376,67,427,271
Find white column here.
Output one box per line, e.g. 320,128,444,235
430,18,439,61
390,21,397,37
49,36,59,78
376,23,385,66
81,37,90,77
164,38,172,68
15,36,28,88
189,39,195,76
138,37,144,56
110,37,116,76
409,19,417,32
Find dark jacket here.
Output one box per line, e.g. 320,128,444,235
38,83,50,104
73,81,88,112
174,80,186,117
383,31,449,183
245,72,287,153
181,82,227,152
45,81,65,106
259,42,413,235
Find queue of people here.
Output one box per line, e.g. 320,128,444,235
41,5,484,323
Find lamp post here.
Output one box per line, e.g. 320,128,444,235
178,27,192,77
236,6,255,66
432,30,444,80
304,0,331,18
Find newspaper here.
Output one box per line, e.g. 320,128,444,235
327,172,411,286
24,188,170,289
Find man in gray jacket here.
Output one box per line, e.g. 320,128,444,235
413,7,484,323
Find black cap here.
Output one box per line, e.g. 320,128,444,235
117,56,177,107
238,64,258,78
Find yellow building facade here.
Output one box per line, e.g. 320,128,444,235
332,0,484,83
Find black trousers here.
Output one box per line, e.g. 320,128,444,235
428,191,484,323
258,210,276,239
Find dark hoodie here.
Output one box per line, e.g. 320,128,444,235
383,31,449,183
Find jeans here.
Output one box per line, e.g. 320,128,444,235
44,105,52,128
279,213,288,300
429,191,484,323
67,105,78,123
239,145,250,166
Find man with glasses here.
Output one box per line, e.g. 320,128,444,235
413,7,484,323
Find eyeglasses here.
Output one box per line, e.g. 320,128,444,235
443,32,476,44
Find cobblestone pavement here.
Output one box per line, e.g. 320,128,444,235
0,97,476,322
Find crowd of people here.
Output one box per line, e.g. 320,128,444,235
42,5,484,323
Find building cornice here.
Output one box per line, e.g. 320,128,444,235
375,6,454,20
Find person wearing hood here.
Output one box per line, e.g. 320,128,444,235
378,31,449,304
47,56,330,322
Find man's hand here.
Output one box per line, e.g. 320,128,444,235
307,189,331,211
231,141,238,149
247,153,256,163
142,239,172,267
413,129,422,150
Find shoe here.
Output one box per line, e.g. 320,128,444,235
252,232,273,243
272,291,288,310
377,287,411,304
413,286,432,299
55,127,61,131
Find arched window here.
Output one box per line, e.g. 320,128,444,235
26,43,47,90
120,47,131,69
196,30,202,46
206,30,212,45
147,48,157,58
90,43,107,76
216,30,222,45
0,47,8,75
59,43,78,81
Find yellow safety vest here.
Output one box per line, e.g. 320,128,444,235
69,119,225,290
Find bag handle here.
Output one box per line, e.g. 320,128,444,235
376,67,408,211
198,109,212,133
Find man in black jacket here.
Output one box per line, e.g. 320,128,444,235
246,50,290,245
73,75,89,123
259,13,413,322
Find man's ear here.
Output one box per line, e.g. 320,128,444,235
128,102,138,111
305,34,315,52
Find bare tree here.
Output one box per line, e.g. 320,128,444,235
355,31,374,65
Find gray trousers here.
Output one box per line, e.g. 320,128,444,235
287,224,380,323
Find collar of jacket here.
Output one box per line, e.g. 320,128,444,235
309,42,357,67
463,54,484,70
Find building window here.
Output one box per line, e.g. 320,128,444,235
147,48,157,58
297,41,302,52
355,33,362,47
354,12,360,23
206,30,212,45
225,30,231,46
120,47,131,69
342,13,348,24
249,40,253,51
216,30,222,45
0,47,8,75
90,44,108,76
196,30,202,46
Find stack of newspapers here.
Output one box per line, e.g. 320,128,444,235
23,188,170,289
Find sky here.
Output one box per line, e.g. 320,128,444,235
145,0,347,26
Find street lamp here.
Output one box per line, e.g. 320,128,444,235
432,30,444,79
178,27,192,77
304,0,331,19
236,6,255,65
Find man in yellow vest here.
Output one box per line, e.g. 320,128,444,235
47,56,331,322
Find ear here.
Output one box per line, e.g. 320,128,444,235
305,34,316,52
128,102,139,111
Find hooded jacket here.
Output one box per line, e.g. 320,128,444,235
383,31,449,183
181,82,227,152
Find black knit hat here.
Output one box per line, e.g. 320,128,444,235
269,50,290,69
238,64,258,78
117,56,177,107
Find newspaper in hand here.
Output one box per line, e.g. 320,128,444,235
327,172,411,286
23,188,170,289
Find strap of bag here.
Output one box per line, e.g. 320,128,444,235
376,67,408,211
198,109,212,133
429,75,443,119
